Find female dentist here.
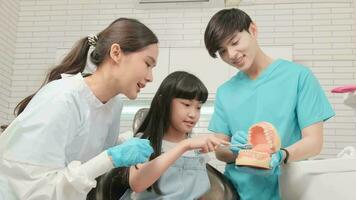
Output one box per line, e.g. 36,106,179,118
0,18,158,200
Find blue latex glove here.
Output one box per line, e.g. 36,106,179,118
269,150,284,175
107,138,154,167
230,131,248,154
235,150,284,176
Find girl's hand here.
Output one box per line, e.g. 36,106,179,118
182,135,229,153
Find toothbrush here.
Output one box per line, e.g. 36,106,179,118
219,143,253,149
193,143,252,155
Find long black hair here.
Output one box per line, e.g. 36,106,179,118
15,18,158,116
87,71,209,199
136,71,208,194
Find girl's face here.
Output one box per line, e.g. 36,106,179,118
118,43,159,100
218,23,258,74
168,98,202,136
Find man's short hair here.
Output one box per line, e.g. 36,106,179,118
204,8,252,58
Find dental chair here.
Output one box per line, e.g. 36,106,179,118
87,108,238,200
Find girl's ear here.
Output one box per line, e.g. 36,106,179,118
249,21,258,39
110,43,122,64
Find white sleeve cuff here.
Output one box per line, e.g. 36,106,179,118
64,151,114,193
80,151,114,180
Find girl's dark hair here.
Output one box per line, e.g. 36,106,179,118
86,167,130,200
14,18,158,116
204,8,252,58
136,71,208,194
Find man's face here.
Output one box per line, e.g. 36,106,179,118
217,23,258,73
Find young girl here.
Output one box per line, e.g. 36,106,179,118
0,18,158,200
121,71,228,200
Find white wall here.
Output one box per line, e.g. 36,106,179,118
0,0,20,126
3,0,356,163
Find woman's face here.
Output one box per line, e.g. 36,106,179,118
168,98,202,135
119,43,159,100
218,23,258,74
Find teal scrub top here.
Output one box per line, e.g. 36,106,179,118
209,59,335,200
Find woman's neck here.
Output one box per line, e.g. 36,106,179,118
84,67,120,103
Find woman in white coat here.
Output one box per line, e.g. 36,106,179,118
0,18,158,200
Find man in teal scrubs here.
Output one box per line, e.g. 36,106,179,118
204,8,335,200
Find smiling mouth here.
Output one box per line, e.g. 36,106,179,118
233,56,244,66
137,82,146,90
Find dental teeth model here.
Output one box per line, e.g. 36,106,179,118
235,122,281,169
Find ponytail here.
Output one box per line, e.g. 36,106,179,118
14,37,91,116
15,18,158,116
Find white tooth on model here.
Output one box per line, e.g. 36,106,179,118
255,152,259,159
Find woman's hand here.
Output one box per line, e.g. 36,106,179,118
182,134,229,153
107,138,154,167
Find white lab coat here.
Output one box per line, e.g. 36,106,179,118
0,73,123,200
